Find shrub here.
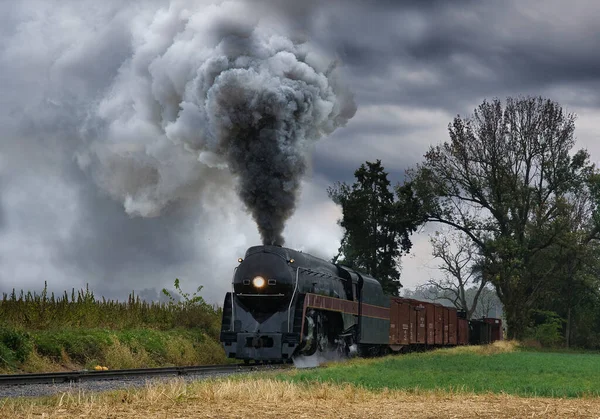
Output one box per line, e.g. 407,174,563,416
0,328,33,363
0,342,16,367
528,310,564,347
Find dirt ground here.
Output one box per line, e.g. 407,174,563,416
4,378,600,418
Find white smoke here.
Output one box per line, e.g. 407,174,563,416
78,0,356,244
0,0,350,300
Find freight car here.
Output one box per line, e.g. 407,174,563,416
219,245,502,363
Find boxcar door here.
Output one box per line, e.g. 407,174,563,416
426,303,435,345
434,305,443,345
443,308,449,345
409,308,416,344
448,309,457,345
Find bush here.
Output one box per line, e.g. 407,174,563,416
0,328,33,364
34,330,113,363
0,342,16,367
528,310,564,347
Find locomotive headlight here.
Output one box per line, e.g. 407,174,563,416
252,276,266,288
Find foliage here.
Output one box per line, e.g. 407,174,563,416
0,327,229,373
396,95,600,339
0,328,33,364
528,310,564,348
407,284,503,319
328,160,419,295
0,280,221,340
162,278,210,310
0,280,227,371
281,346,600,398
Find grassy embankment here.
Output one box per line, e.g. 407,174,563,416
4,343,600,418
0,281,228,373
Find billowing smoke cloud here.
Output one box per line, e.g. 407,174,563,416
79,1,356,245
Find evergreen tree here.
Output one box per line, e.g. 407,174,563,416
328,160,413,296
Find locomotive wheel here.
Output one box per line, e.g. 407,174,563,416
300,310,349,359
301,311,318,356
315,312,330,353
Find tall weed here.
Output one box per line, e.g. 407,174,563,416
0,280,222,339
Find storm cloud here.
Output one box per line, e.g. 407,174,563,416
1,0,600,300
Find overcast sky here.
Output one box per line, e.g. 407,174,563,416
1,0,599,303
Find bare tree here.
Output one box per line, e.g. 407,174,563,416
419,230,489,319
470,286,503,319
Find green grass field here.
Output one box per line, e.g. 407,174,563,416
280,343,600,398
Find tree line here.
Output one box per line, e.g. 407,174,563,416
329,95,600,347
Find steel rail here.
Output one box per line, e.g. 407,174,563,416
0,363,288,386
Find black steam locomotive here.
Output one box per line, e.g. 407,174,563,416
219,245,389,362
219,245,502,363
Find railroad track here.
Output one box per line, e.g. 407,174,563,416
0,363,288,386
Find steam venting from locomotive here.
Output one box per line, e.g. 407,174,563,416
80,2,356,246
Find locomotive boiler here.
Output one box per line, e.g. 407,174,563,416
219,245,390,362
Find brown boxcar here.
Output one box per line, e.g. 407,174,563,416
405,299,427,344
457,318,469,345
425,302,435,345
448,308,457,345
434,304,444,345
389,298,411,345
443,307,449,345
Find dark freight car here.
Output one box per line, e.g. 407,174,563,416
469,319,492,345
482,317,503,341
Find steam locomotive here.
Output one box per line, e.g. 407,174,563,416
219,245,502,363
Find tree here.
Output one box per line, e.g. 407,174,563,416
470,286,503,319
397,96,598,339
414,283,503,319
328,160,416,296
420,230,490,319
529,172,600,346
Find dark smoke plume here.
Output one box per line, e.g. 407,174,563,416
208,46,356,245
81,3,356,245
